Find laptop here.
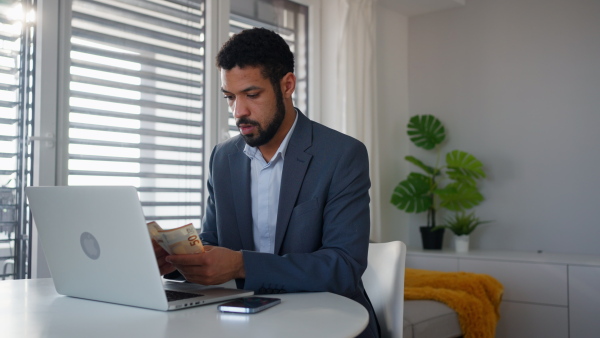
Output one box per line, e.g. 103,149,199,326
25,185,253,311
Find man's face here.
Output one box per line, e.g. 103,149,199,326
221,66,286,148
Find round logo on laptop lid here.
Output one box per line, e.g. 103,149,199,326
80,232,101,260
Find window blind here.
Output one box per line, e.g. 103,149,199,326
68,0,205,229
0,0,35,280
228,0,308,138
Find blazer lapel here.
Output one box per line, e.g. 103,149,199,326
274,112,313,254
228,139,255,250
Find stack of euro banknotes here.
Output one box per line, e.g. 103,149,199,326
147,221,205,254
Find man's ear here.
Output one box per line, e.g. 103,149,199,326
280,72,296,99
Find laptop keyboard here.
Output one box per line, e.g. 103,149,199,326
165,290,204,302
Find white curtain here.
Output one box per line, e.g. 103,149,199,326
336,0,381,241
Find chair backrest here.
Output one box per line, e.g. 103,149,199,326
363,241,407,338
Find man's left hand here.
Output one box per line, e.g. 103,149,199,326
165,245,245,285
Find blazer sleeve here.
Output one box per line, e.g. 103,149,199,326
200,145,219,246
241,139,371,298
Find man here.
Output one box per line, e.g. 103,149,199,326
154,27,379,337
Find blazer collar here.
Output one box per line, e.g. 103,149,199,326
229,138,254,250
227,110,314,253
274,111,313,254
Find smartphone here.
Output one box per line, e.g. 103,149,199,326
218,296,281,314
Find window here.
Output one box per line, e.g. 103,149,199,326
0,0,35,279
66,0,205,229
227,0,308,138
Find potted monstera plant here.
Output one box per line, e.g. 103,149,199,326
390,115,487,249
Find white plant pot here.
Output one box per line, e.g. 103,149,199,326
454,235,470,253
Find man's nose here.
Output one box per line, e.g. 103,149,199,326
232,99,249,119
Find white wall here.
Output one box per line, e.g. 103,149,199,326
403,0,600,255
318,1,412,242
375,5,410,242
318,0,345,132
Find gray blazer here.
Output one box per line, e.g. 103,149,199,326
201,111,378,337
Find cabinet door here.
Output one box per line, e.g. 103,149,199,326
459,259,568,306
406,255,458,272
496,301,568,338
569,265,600,338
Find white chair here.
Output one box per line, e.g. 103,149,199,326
2,258,14,280
363,241,407,338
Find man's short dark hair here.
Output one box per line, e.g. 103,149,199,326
216,27,294,87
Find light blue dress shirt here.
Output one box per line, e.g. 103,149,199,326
243,112,298,253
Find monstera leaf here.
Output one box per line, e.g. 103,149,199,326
436,182,484,211
445,150,486,186
390,173,432,213
405,155,437,176
407,115,446,150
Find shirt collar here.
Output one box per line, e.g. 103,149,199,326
243,109,299,161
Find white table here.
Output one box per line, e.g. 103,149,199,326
0,278,368,338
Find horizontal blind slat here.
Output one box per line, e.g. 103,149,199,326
70,138,200,153
71,28,202,62
165,0,203,10
71,45,203,74
0,32,19,42
0,49,19,59
141,202,200,207
0,83,19,91
70,91,202,113
137,187,201,193
70,75,202,101
0,102,18,109
0,15,14,25
0,66,18,76
111,0,202,22
72,12,203,49
69,170,202,180
230,13,294,37
70,154,202,167
70,107,203,127
0,136,17,141
74,0,203,35
69,60,203,88
0,118,18,124
70,122,201,140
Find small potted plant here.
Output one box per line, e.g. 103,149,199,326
433,211,492,252
390,114,487,249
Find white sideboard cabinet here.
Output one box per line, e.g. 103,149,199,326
406,249,600,338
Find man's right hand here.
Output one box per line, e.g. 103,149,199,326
152,239,176,275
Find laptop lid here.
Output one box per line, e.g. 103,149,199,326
25,186,252,311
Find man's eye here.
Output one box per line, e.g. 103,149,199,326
223,95,234,100
247,93,258,98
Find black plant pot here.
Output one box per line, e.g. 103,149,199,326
419,226,445,250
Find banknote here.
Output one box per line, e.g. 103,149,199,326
147,221,171,253
147,221,205,255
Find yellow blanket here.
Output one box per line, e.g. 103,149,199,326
404,268,504,338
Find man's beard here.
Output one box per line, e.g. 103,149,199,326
236,84,286,148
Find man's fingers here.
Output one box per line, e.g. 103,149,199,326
165,253,205,266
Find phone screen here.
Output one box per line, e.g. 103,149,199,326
218,296,281,314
